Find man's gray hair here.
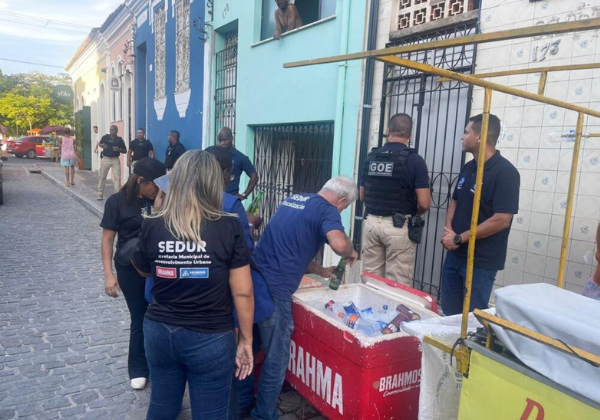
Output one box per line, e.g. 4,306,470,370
320,176,358,203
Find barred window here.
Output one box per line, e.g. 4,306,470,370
154,6,166,99
175,0,190,92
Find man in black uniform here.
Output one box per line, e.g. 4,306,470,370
127,128,154,169
360,113,431,285
97,125,127,200
164,130,186,171
440,113,520,315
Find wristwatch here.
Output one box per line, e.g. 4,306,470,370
453,234,462,245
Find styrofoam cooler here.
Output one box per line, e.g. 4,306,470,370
287,272,440,419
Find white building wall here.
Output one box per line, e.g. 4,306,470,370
472,0,600,297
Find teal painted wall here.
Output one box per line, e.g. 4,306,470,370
210,0,367,230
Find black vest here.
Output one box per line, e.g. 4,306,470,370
363,147,417,216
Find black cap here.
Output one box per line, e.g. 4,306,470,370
133,158,167,181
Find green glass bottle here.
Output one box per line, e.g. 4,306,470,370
246,191,263,216
329,259,346,290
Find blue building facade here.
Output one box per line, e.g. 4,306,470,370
131,0,206,160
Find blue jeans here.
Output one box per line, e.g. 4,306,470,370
441,251,497,316
144,318,236,420
251,299,294,420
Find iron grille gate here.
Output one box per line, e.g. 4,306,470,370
253,123,334,236
214,31,238,138
379,23,477,299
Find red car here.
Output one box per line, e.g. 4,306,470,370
7,135,49,159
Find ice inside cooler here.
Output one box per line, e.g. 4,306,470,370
294,283,436,341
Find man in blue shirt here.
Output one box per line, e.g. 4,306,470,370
217,127,259,201
251,176,359,420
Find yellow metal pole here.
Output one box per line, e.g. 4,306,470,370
557,113,585,288
461,88,492,340
437,62,600,82
538,72,548,95
375,55,600,119
284,19,600,69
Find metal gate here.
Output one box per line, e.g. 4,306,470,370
253,123,334,233
380,23,477,299
214,30,238,138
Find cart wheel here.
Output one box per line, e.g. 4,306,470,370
26,150,36,159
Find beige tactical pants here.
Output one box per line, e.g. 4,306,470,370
362,215,416,286
98,156,121,198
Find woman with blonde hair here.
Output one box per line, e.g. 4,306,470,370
133,150,254,420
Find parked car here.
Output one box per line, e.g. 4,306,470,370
7,135,49,159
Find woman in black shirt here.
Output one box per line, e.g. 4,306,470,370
100,158,166,391
132,150,254,420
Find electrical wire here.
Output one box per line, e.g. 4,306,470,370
0,57,64,69
0,17,89,34
0,10,93,29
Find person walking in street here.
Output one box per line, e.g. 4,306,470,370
360,113,431,286
100,157,167,391
164,130,186,171
97,125,127,200
251,176,358,420
127,128,154,170
58,127,77,187
440,113,520,315
132,150,254,419
217,127,259,200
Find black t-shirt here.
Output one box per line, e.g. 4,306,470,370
129,138,154,161
133,216,250,332
99,135,127,158
165,142,186,169
100,190,154,250
451,151,520,270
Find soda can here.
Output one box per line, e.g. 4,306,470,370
346,314,360,329
324,300,336,311
395,304,421,321
343,301,360,316
360,307,374,317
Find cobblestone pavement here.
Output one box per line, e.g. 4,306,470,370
0,159,325,420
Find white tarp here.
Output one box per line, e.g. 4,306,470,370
492,283,600,405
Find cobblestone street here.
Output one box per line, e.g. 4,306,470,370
0,160,321,420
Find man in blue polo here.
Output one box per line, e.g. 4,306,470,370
440,113,520,315
217,127,259,201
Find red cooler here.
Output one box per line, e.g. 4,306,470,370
287,272,439,419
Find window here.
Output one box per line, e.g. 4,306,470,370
261,0,336,41
155,6,166,99
175,0,190,92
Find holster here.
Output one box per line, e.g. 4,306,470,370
392,213,406,228
408,216,425,244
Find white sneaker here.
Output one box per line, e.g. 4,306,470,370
130,377,147,390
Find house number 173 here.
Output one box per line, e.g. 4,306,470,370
532,39,561,62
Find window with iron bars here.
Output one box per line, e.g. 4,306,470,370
175,0,191,93
154,6,166,99
397,0,477,30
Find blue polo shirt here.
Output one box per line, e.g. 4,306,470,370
226,148,256,195
252,193,345,301
223,192,254,252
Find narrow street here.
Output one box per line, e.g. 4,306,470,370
0,160,320,420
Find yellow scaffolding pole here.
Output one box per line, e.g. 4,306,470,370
284,19,600,374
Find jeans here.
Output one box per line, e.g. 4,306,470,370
115,262,149,379
251,299,294,420
441,251,497,316
144,318,236,420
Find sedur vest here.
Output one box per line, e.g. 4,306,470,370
363,147,417,216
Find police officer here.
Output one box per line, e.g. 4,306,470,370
359,113,431,286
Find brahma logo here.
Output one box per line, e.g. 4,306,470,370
378,369,421,397
156,266,177,279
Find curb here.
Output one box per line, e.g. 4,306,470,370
36,164,104,219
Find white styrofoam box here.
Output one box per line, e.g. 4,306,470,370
493,283,600,405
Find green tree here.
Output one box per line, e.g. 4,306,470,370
0,70,73,137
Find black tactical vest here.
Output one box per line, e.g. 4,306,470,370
363,147,417,216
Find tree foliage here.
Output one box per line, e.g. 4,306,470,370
0,71,74,137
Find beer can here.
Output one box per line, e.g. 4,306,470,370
324,300,336,311
343,301,360,316
395,304,421,321
346,314,360,329
382,310,419,335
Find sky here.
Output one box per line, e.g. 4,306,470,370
0,0,125,76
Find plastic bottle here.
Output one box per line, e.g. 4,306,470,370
328,259,346,290
324,300,345,320
246,191,263,216
347,316,381,337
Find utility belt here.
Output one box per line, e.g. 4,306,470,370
367,212,425,244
